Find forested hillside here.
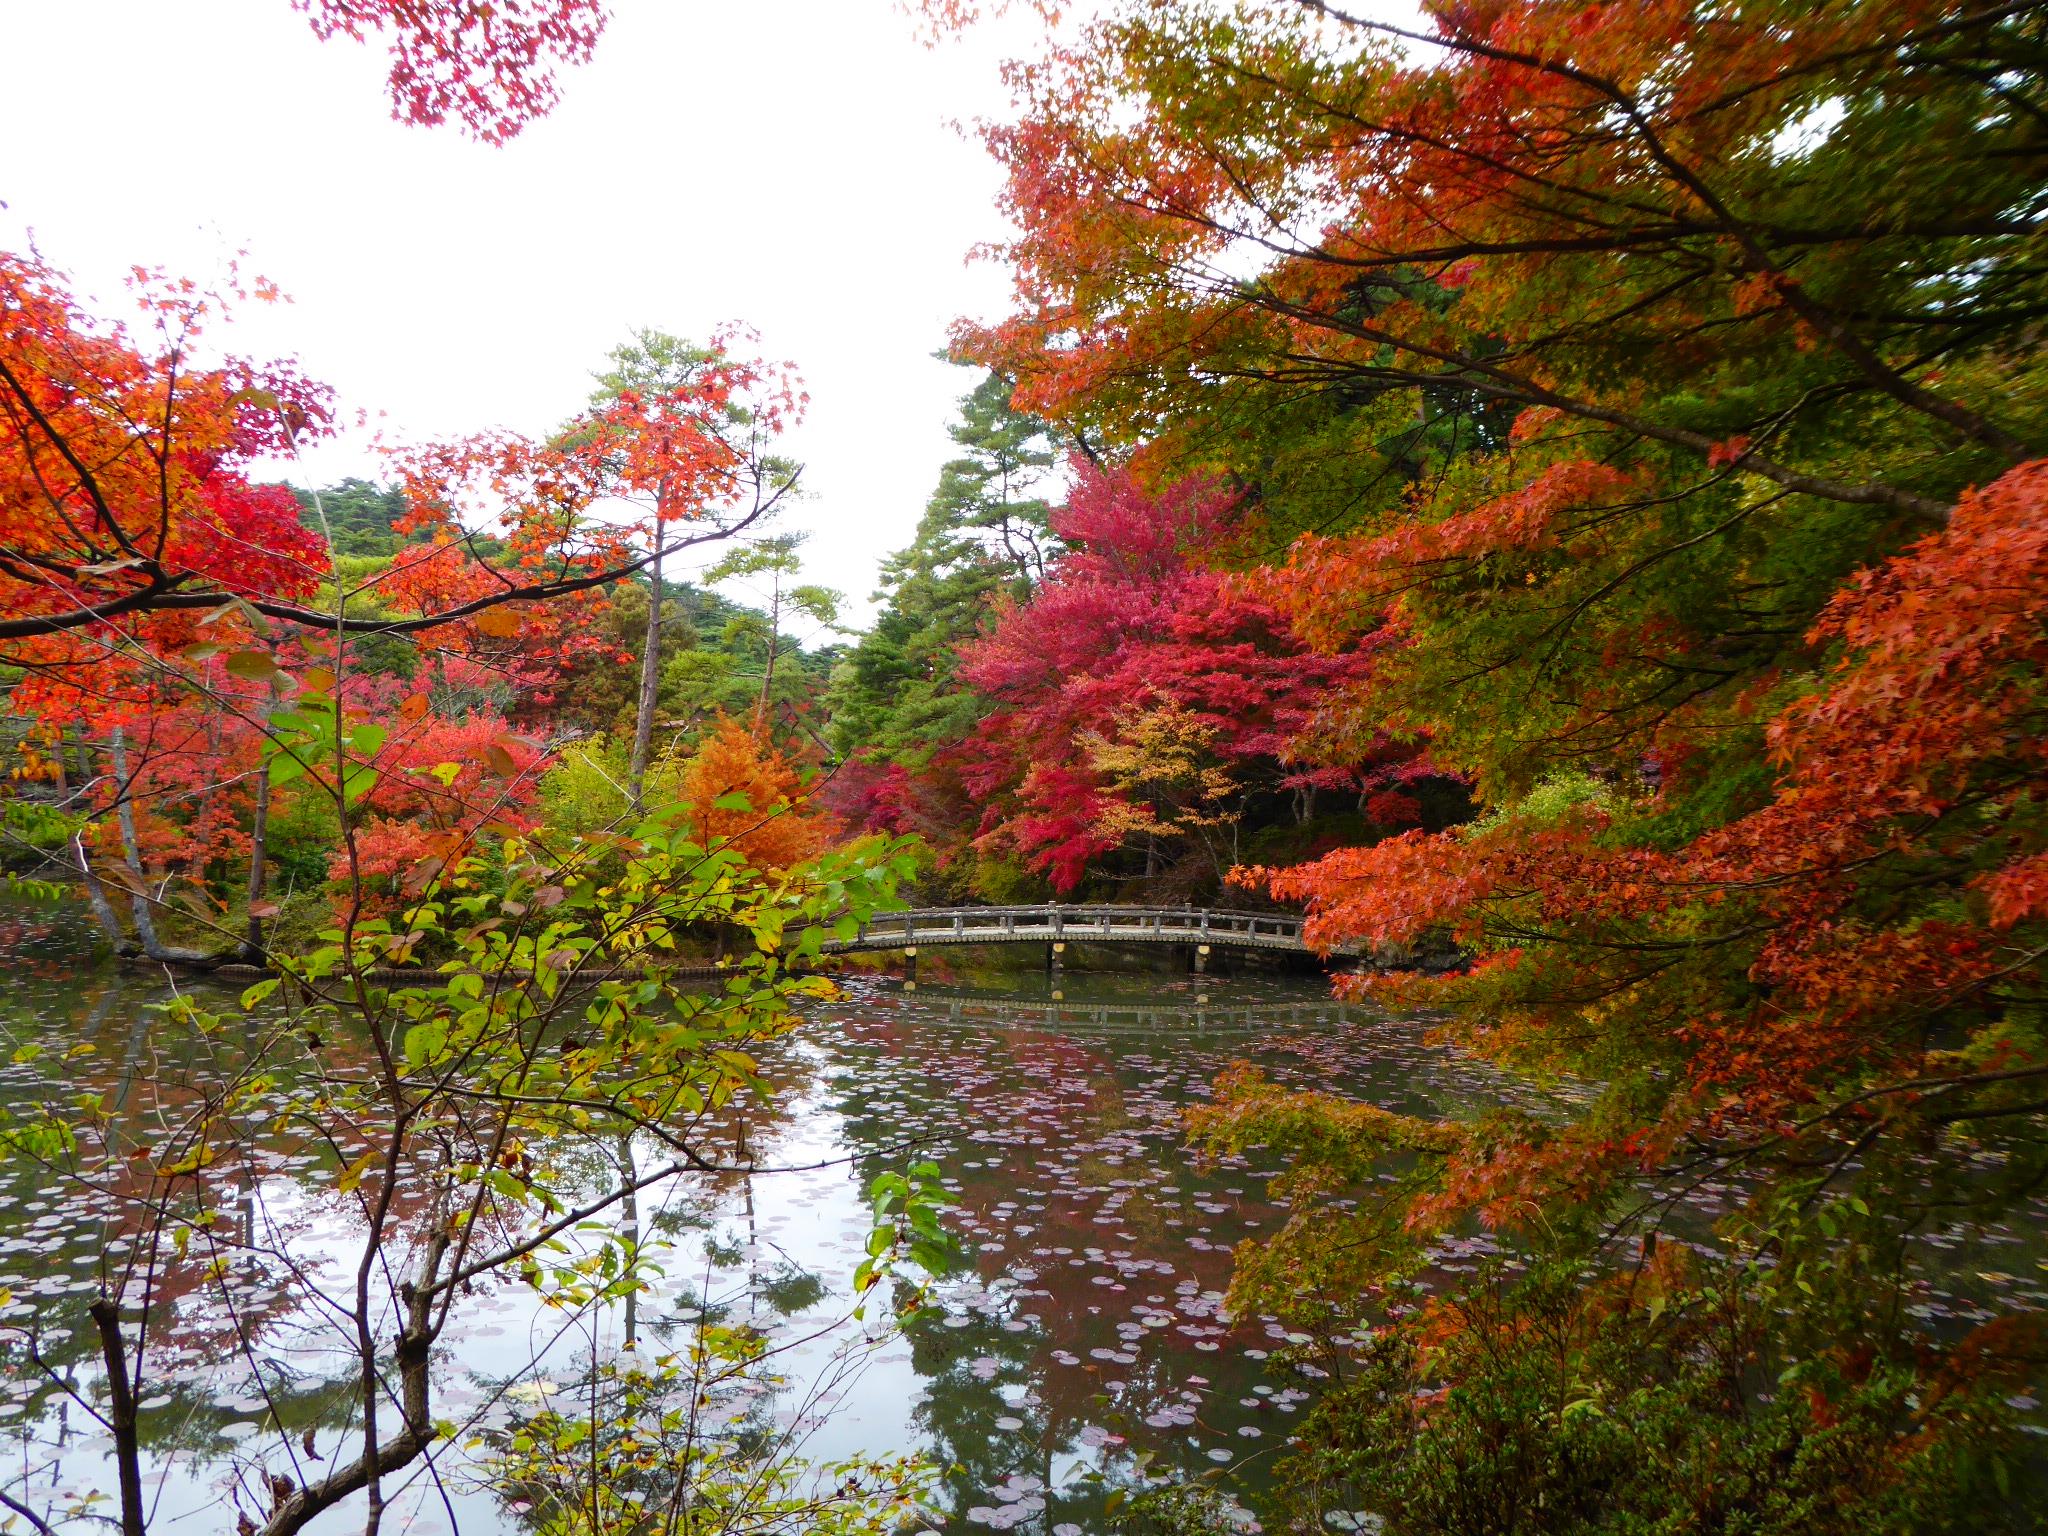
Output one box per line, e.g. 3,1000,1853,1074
0,296,844,958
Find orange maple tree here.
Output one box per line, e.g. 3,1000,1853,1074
676,714,838,873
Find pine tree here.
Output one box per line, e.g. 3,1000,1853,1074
829,370,1060,760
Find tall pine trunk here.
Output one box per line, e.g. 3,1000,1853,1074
753,569,780,736
628,529,664,811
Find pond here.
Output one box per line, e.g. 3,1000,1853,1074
0,908,2041,1535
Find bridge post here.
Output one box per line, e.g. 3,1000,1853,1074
903,945,918,983
1048,940,1065,980
1192,943,1210,975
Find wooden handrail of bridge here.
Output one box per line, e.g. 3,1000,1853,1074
819,903,1352,957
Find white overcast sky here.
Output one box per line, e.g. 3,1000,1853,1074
2,0,1043,631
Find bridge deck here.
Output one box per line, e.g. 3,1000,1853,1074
821,904,1352,959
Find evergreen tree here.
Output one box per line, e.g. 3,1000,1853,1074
829,370,1060,760
291,477,409,557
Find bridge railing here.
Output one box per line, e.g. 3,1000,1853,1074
835,904,1311,945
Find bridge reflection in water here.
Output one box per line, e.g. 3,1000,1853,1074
865,980,1359,1035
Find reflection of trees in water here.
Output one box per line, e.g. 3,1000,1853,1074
0,973,408,1528
480,1249,923,1536
809,980,1568,1526
899,1300,1061,1520
0,947,863,1533
817,1003,1291,1526
896,1291,1224,1531
0,978,347,1393
0,946,1430,1533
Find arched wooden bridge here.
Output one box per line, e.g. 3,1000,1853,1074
820,904,1354,961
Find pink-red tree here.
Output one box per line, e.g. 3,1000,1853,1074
952,462,1406,891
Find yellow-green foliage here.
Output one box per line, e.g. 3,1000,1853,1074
535,737,688,841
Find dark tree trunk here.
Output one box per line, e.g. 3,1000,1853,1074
88,1297,146,1536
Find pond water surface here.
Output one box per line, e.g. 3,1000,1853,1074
0,908,2041,1536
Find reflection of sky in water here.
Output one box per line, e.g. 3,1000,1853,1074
1,915,2043,1534
803,967,1521,1529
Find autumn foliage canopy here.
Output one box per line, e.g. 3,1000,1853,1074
921,0,2048,1519
953,462,1397,890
